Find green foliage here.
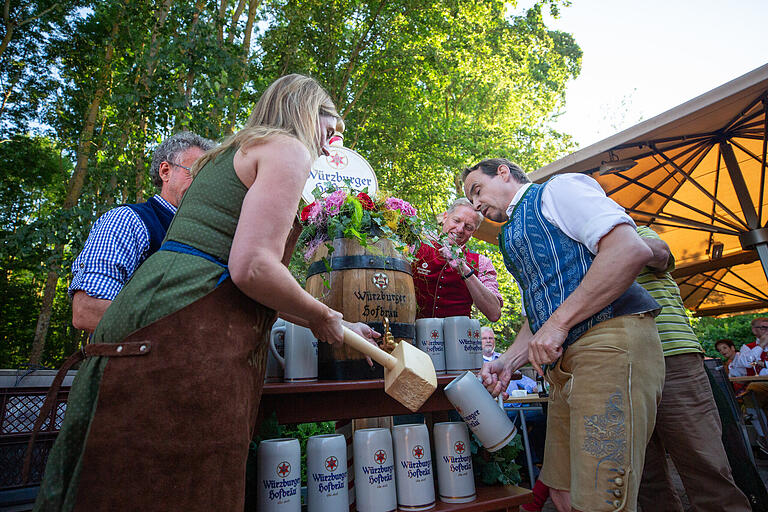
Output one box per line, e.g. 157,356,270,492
251,416,336,486
694,312,765,359
0,0,580,365
470,432,522,486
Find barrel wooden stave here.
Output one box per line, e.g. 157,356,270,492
306,238,416,379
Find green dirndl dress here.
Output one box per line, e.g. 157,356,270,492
35,148,277,511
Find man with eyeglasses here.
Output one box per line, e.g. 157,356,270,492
69,131,215,332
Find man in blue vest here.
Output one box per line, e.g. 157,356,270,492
462,158,664,512
69,132,214,332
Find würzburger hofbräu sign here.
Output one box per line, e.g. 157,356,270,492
304,146,379,203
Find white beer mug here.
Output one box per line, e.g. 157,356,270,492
269,321,318,382
257,438,301,511
443,316,478,372
267,319,286,382
353,427,397,512
307,434,348,511
433,422,476,504
392,423,435,511
415,318,446,374
444,371,517,452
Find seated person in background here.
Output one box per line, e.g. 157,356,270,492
731,319,768,417
717,338,745,394
730,318,768,377
716,338,738,376
482,326,502,362
506,371,537,396
413,198,502,321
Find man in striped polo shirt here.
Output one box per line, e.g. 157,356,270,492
635,226,749,511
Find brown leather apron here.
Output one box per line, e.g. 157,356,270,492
71,279,274,511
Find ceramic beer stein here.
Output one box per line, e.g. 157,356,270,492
307,434,349,511
443,316,478,372
444,371,517,452
257,438,301,511
353,427,397,512
415,318,446,374
433,422,476,504
392,423,435,511
267,319,286,382
269,321,318,382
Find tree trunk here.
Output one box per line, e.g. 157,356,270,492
29,18,121,365
224,0,259,133
29,267,60,366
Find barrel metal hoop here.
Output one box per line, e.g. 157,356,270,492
306,255,413,278
366,322,415,340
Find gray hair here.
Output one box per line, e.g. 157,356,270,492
446,198,483,227
461,158,530,185
480,326,494,335
149,131,215,188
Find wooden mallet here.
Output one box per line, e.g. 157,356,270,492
342,326,437,412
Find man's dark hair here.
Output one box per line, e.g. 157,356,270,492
149,131,215,188
715,338,735,349
461,158,531,185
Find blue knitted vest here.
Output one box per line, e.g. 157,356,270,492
125,196,174,265
499,182,658,350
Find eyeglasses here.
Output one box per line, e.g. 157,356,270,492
169,161,193,178
169,162,192,171
755,325,768,331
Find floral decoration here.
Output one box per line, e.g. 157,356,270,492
297,183,431,262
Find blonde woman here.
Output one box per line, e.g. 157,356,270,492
35,74,378,511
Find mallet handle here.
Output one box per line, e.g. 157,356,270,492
342,327,397,370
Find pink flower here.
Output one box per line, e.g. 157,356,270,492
323,189,348,216
306,202,322,222
384,197,417,217
303,236,326,261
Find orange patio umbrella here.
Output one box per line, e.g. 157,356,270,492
474,64,768,316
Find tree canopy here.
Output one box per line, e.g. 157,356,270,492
1,0,582,367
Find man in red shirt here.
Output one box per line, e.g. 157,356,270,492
412,198,502,321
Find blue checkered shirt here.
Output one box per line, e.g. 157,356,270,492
69,195,176,300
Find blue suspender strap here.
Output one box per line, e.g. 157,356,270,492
158,240,231,286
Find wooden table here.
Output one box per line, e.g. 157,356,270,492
503,394,550,488
729,375,768,383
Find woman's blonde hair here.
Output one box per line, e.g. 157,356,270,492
193,74,340,174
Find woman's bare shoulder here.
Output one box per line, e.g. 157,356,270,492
234,134,311,185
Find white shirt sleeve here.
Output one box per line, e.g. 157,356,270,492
540,174,636,255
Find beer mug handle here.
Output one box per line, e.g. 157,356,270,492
270,324,286,369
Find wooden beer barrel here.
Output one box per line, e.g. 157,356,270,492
306,238,416,380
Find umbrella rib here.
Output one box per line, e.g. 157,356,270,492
721,92,767,132
761,100,767,225
628,141,714,212
725,267,768,300
603,138,712,195
625,210,740,235
689,271,763,305
613,166,744,232
653,144,751,230
710,269,767,302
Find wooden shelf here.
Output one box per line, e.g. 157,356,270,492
257,376,534,511
259,375,459,424
348,485,532,512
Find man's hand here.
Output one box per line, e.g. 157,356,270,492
438,244,464,271
479,356,516,398
528,319,568,376
343,321,381,367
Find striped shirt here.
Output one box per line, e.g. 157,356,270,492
69,195,176,300
636,226,702,357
